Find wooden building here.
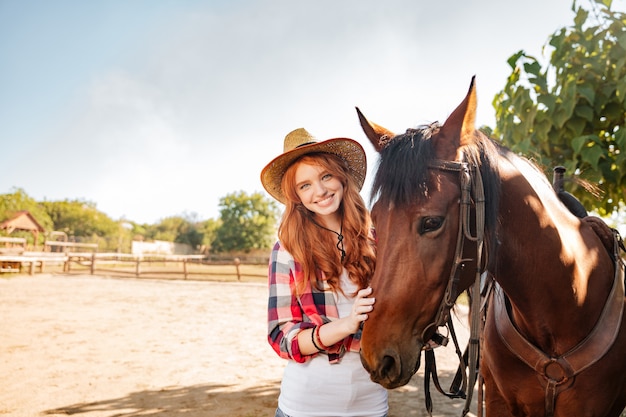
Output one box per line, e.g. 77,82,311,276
0,211,46,248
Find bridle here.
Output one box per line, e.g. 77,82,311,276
420,153,487,417
419,154,626,417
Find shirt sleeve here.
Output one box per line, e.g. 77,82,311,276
267,241,315,363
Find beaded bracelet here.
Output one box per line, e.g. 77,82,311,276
311,325,325,352
314,324,331,351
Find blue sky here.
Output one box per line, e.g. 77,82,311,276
1,0,617,224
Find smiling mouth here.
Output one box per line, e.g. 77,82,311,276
316,194,334,206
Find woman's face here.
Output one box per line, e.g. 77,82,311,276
294,160,344,222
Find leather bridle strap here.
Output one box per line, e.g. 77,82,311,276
464,155,486,417
421,159,471,334
421,156,487,417
424,314,470,416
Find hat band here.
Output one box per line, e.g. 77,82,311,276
295,142,317,149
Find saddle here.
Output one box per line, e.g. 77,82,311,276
553,166,625,259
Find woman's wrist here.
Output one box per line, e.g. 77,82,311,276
314,324,331,351
311,325,325,352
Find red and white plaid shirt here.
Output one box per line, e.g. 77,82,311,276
267,240,361,364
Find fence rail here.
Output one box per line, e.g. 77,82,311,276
0,252,267,281
0,252,68,274
44,241,98,253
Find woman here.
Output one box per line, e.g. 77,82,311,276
260,128,388,417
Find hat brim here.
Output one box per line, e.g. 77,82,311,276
260,138,367,204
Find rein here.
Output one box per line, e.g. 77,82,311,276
420,155,486,417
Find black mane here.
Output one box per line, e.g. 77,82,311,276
371,123,440,207
371,124,502,261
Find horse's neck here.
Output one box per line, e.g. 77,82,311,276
494,157,615,353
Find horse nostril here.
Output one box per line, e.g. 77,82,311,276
380,354,398,380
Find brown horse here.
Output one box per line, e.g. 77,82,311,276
357,78,626,416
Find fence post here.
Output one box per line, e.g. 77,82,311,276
234,258,241,281
90,253,96,275
135,257,141,277
183,258,188,280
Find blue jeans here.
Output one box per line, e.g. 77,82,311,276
275,408,387,417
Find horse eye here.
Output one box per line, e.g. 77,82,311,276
418,216,444,234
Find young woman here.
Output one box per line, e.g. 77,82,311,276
260,128,388,417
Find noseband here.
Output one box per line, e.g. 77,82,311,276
421,155,487,417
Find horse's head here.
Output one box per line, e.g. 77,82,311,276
358,77,496,388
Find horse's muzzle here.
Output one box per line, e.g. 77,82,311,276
360,347,422,389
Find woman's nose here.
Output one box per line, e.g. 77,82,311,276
313,182,327,196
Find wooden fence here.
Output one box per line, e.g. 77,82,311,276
0,237,68,274
0,252,67,274
0,251,267,281
44,241,98,253
65,253,267,281
0,237,268,280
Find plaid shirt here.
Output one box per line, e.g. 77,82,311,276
267,240,361,364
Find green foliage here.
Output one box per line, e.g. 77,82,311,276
0,188,279,254
0,185,283,254
40,200,119,237
493,0,626,215
145,216,185,242
199,218,221,253
211,190,280,253
140,214,205,250
0,188,54,232
40,199,120,250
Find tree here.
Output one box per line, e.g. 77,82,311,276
212,191,280,253
141,214,204,249
199,218,221,254
0,188,54,232
493,0,626,215
40,199,119,249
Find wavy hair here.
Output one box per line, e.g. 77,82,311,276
278,153,376,295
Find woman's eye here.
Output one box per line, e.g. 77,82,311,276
418,217,444,234
322,173,332,181
299,183,310,191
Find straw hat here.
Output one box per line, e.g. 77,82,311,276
261,128,367,204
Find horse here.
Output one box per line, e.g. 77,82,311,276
357,77,626,417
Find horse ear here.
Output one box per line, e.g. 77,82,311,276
438,76,478,155
356,107,396,153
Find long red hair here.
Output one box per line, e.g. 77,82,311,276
278,153,376,295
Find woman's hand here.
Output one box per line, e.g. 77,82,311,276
345,286,375,334
298,286,377,355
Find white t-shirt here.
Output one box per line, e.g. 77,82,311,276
277,270,388,417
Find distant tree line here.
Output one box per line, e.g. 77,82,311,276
0,188,280,254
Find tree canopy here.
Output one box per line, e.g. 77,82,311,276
493,0,626,215
0,188,54,232
211,191,280,253
41,199,119,238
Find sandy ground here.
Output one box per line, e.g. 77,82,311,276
0,274,477,417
